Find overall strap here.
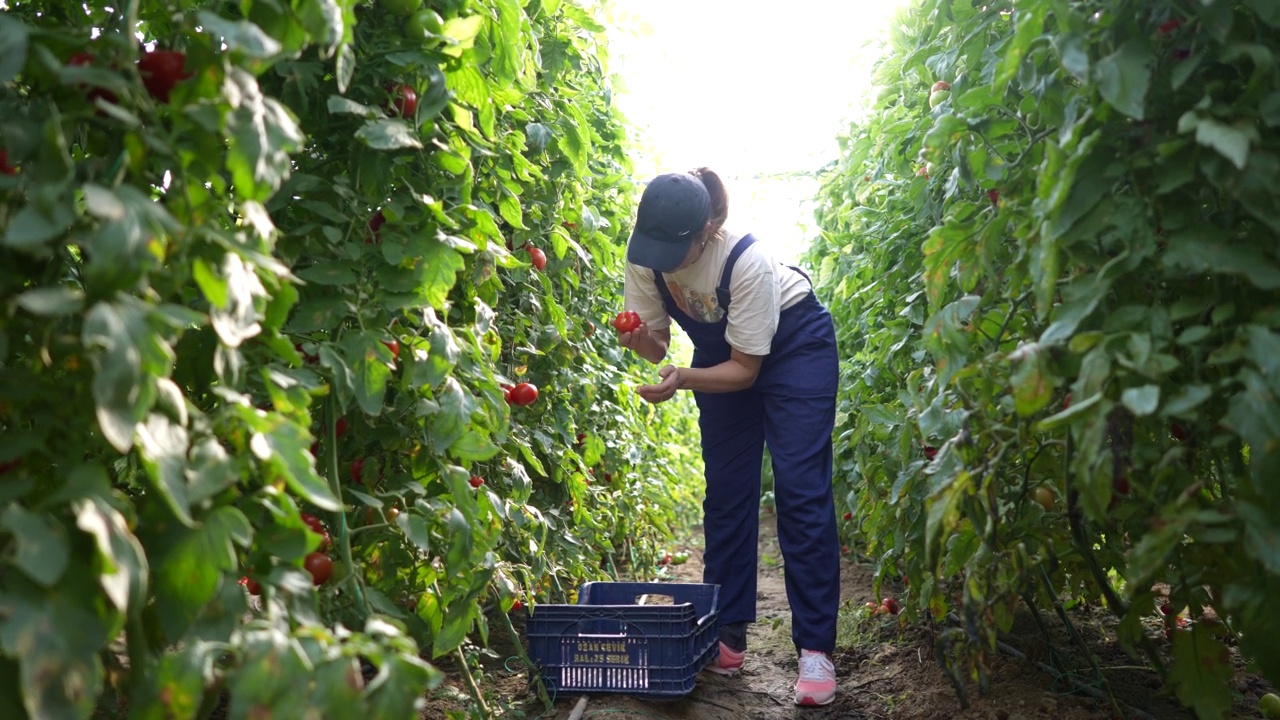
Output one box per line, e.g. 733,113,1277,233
715,234,759,313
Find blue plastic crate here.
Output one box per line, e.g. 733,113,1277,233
526,581,721,700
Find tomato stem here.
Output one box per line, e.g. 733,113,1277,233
495,603,552,709
325,394,369,615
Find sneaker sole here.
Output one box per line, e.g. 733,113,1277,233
795,693,836,706
705,665,743,677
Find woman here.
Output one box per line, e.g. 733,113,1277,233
618,168,841,707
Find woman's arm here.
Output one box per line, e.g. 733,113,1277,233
636,348,764,404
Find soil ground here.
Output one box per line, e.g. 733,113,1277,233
437,514,1277,720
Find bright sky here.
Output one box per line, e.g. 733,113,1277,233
605,0,910,263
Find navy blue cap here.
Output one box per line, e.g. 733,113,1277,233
626,173,711,272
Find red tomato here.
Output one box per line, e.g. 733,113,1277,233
366,211,386,244
240,576,262,596
0,149,15,176
1157,19,1182,36
304,553,333,586
575,432,586,446
1062,392,1072,409
295,343,319,364
931,80,951,93
0,458,20,475
335,417,348,438
511,599,524,612
301,513,330,550
469,475,485,488
603,472,613,483
987,189,1000,205
502,386,513,404
841,545,851,554
350,457,366,484
865,601,881,615
585,321,596,337
922,446,938,461
883,597,900,614
612,311,641,333
309,442,319,457
527,246,547,271
136,50,189,102
843,511,853,521
390,84,417,117
509,382,538,406
383,339,400,358
1171,423,1190,443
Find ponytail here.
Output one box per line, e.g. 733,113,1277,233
691,167,729,238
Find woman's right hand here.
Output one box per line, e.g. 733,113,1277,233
617,321,648,351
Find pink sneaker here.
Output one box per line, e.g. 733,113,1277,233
706,642,745,676
794,650,836,706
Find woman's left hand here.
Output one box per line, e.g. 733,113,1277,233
637,365,682,404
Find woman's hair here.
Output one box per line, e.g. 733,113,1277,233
691,167,729,239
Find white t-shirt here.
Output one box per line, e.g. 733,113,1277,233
623,232,812,356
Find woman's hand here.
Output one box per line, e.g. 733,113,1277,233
617,321,649,352
617,320,671,365
637,365,682,404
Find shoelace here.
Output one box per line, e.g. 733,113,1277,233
798,653,834,682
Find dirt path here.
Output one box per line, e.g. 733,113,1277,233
508,514,1276,720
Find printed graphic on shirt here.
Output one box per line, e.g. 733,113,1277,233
665,280,724,324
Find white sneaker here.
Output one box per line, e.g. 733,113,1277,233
794,649,836,706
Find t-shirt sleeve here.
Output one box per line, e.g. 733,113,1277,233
724,246,780,356
623,262,672,333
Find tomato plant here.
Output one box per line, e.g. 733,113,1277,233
809,1,1280,717
0,0,704,716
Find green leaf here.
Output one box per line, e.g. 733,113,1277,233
1162,384,1212,417
1120,385,1160,417
326,95,379,117
1168,625,1234,720
441,15,486,56
1261,91,1280,128
356,119,424,150
3,202,76,251
13,286,83,316
197,12,283,58
137,412,195,525
226,68,304,201
249,410,340,511
1093,38,1152,120
0,505,69,588
209,253,265,349
192,257,229,308
74,496,148,615
1009,343,1053,417
296,261,358,285
1194,117,1257,170
1161,232,1280,290
449,430,500,463
1239,499,1280,575
497,192,525,229
151,506,252,642
83,301,167,453
1244,0,1280,27
0,15,28,85
409,235,465,309
343,332,394,416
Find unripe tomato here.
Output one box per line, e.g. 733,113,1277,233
406,9,444,38
1032,487,1055,512
137,50,189,102
612,311,641,333
304,553,333,585
527,246,547,271
509,382,538,406
1259,693,1280,719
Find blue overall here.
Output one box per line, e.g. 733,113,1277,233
652,234,841,653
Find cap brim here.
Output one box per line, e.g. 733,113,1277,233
627,229,692,273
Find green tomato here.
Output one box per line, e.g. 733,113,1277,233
405,8,444,38
381,0,419,16
671,551,690,566
928,89,950,109
1261,693,1280,720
